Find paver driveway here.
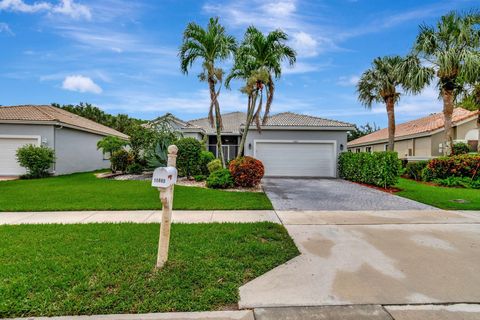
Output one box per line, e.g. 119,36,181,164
263,178,433,211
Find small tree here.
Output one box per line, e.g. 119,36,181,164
16,145,55,178
97,135,127,157
176,137,202,178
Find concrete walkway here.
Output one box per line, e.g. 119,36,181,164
0,210,280,225
240,209,480,308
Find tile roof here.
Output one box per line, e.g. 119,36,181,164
186,111,353,134
0,105,128,139
348,107,478,146
263,112,353,128
188,112,248,134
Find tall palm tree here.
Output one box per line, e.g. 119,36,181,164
179,17,236,167
357,55,432,151
226,26,296,156
413,11,480,155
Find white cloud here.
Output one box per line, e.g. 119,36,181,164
291,32,318,57
337,75,359,86
0,22,13,35
0,0,91,20
51,0,91,20
62,75,102,94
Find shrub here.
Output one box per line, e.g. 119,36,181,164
194,174,207,182
110,149,132,172
126,163,143,174
206,169,234,189
207,159,222,173
405,161,428,181
229,156,265,187
451,142,471,155
338,151,401,188
199,151,215,175
423,154,480,181
176,137,202,178
434,176,480,189
16,144,55,178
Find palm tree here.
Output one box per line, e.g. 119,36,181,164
413,11,480,155
179,17,236,167
226,26,296,156
357,55,432,151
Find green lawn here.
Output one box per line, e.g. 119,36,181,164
395,178,480,210
0,172,272,211
0,223,298,318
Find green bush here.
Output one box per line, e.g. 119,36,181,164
405,161,428,181
338,151,401,188
199,151,215,175
16,144,55,178
126,163,143,174
206,169,234,189
176,137,202,178
451,142,471,155
97,135,127,156
207,159,222,173
194,174,207,182
423,154,480,181
110,149,132,172
434,176,480,189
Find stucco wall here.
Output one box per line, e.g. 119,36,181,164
244,129,348,157
54,127,110,175
414,136,431,156
0,123,55,149
456,119,477,139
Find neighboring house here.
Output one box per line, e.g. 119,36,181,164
151,111,354,177
348,107,479,160
0,105,128,176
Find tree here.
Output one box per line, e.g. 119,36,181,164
357,55,432,151
226,26,296,156
179,17,236,167
348,123,380,142
413,11,480,155
96,136,127,157
459,83,480,152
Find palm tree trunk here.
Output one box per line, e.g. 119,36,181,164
262,77,275,125
237,93,257,157
386,97,396,152
208,78,225,167
442,89,455,156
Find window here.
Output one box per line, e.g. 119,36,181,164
355,148,360,153
366,146,372,153
384,144,388,151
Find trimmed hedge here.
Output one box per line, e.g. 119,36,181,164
405,161,428,181
206,169,234,189
423,154,480,181
176,137,202,178
338,151,401,188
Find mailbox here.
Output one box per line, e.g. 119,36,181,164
152,167,178,188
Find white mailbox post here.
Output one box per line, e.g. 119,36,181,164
152,145,178,269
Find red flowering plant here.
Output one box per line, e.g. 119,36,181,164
228,156,265,187
423,154,480,181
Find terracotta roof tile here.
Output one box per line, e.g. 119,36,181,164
348,107,477,146
263,112,353,127
0,105,128,139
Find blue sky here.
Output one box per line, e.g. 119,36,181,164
0,0,477,127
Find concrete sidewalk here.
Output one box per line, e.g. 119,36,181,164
0,210,280,225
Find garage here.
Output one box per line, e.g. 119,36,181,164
0,136,40,175
254,140,336,177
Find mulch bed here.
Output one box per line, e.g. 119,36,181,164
350,181,402,194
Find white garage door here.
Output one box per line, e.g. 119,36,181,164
0,136,40,175
255,140,336,177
